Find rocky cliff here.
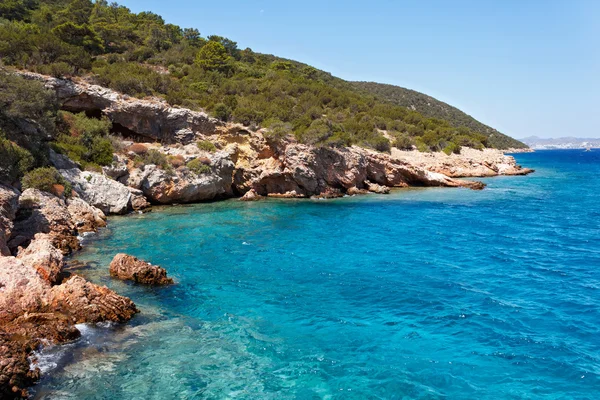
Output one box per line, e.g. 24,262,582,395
18,71,534,212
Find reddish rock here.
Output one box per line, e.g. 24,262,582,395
16,234,64,284
109,253,174,285
240,189,260,201
66,197,107,233
49,275,139,323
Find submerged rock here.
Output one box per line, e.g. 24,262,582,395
109,253,174,285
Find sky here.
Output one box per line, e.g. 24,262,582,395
117,0,599,139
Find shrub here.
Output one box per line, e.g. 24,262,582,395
393,133,415,150
142,149,168,168
196,139,216,152
167,154,185,168
128,143,149,155
213,103,231,122
0,136,34,183
443,142,461,155
22,167,62,193
187,158,211,175
263,119,292,142
368,135,391,153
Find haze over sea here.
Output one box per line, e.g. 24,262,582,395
33,150,600,399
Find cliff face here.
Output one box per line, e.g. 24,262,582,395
19,72,523,209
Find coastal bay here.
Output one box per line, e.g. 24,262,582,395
31,150,600,399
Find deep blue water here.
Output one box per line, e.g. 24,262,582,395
32,150,600,399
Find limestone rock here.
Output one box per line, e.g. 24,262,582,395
16,234,64,284
109,253,174,285
0,257,50,322
140,152,234,204
59,168,131,215
128,187,151,211
240,189,260,201
48,149,80,170
66,197,107,233
10,189,79,254
365,181,391,194
19,72,218,144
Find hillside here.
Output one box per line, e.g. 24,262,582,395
351,82,527,149
0,0,527,172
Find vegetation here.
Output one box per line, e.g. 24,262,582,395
0,0,526,154
187,158,211,175
52,111,114,169
21,166,71,195
0,133,34,183
350,82,527,149
196,139,216,153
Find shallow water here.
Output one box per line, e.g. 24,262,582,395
32,150,600,399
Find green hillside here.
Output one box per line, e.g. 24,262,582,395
351,82,527,149
0,0,526,155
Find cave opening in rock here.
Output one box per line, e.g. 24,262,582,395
110,122,150,142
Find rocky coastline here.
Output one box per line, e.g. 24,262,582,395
0,72,534,398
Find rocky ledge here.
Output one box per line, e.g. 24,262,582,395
110,253,173,285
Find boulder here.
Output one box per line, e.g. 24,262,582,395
109,253,173,285
10,189,79,254
128,187,151,211
59,168,131,214
49,275,139,323
240,189,260,201
16,234,64,284
140,152,234,204
66,197,107,233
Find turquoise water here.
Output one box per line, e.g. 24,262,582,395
32,150,600,399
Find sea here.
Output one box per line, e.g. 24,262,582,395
31,149,600,399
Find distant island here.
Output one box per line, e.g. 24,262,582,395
520,136,600,150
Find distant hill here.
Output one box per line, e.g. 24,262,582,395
350,82,527,149
520,136,600,150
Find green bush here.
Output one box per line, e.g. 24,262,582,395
0,135,34,183
393,133,415,150
443,142,461,155
22,167,70,194
196,139,216,152
187,158,211,175
142,149,168,168
53,112,114,167
213,103,231,122
263,119,292,142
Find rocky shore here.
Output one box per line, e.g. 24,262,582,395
0,72,534,398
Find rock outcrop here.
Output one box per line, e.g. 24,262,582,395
109,253,174,285
392,147,534,178
0,235,138,398
59,168,131,214
66,197,107,233
10,189,79,254
138,152,234,204
19,71,218,144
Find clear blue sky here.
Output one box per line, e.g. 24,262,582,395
118,0,599,139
